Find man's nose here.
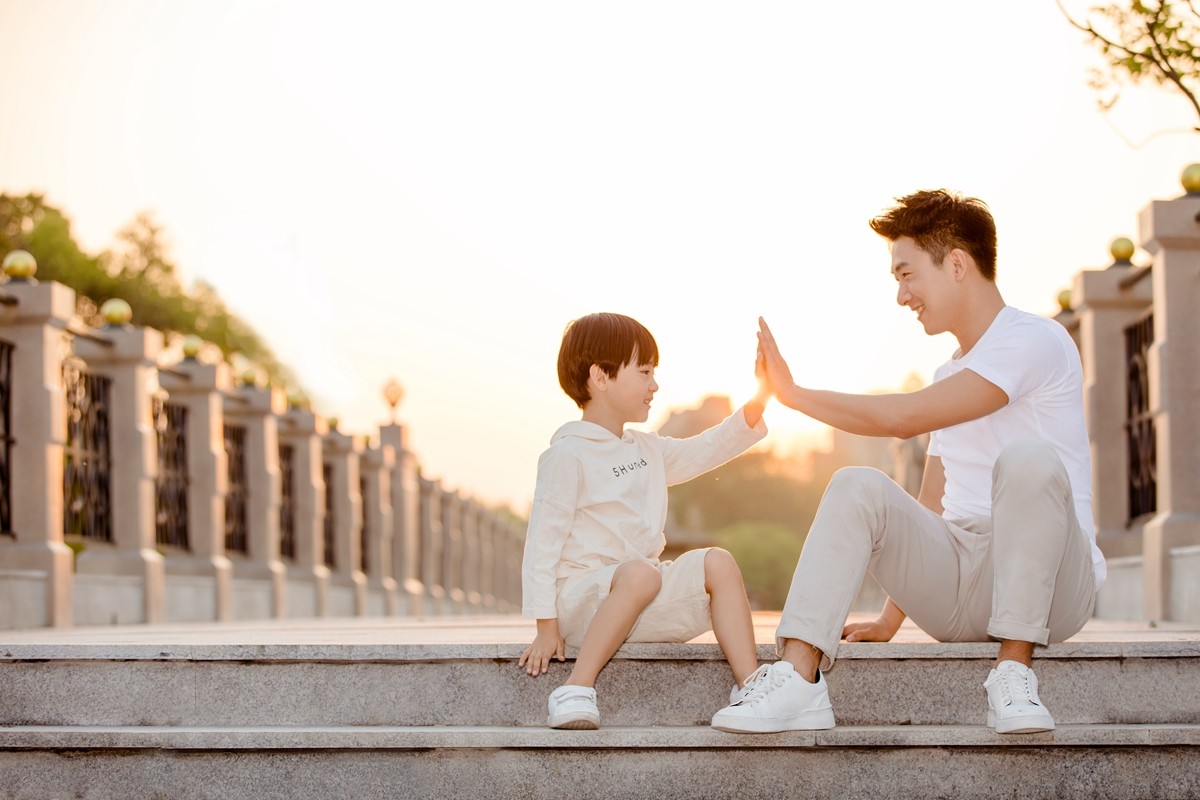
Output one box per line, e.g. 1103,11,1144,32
896,284,910,306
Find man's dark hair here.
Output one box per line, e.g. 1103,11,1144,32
869,189,998,281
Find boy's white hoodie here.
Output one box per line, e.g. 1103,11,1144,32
521,409,766,620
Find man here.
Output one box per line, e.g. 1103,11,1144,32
711,189,1104,735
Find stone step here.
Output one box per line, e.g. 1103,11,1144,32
2,724,1199,799
3,615,1198,728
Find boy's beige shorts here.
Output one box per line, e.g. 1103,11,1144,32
555,548,713,647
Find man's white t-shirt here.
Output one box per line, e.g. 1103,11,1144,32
927,305,1106,588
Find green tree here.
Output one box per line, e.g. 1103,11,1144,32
0,193,300,394
714,521,806,609
1060,0,1200,130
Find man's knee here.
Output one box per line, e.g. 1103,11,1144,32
826,466,893,502
993,440,1066,489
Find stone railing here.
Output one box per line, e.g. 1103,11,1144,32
1060,165,1200,624
0,260,524,629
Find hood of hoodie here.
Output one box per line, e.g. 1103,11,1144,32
550,420,627,445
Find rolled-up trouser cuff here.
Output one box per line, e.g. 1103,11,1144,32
987,618,1049,646
775,629,836,672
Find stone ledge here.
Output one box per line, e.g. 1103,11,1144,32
3,723,1198,750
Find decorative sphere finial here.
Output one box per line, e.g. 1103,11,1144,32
1057,288,1072,312
181,334,203,359
1110,237,1135,264
2,250,37,280
100,298,133,326
240,367,259,387
1182,163,1200,194
383,377,404,421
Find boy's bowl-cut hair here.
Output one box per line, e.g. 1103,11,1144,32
558,312,659,409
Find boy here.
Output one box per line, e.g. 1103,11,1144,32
519,312,771,729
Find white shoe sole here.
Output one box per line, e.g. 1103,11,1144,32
548,712,600,730
987,709,1055,734
710,708,836,734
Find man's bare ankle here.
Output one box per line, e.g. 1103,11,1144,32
778,638,822,683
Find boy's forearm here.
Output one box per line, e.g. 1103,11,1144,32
536,618,560,636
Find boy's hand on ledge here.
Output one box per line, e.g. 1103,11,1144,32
518,619,565,676
841,617,898,643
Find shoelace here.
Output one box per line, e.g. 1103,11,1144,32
992,667,1039,708
739,665,794,706
732,664,773,704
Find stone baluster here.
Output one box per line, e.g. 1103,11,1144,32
460,496,483,612
324,428,366,616
0,259,75,628
1072,237,1154,563
278,408,329,617
418,474,445,614
223,380,286,619
441,488,466,614
1138,175,1200,621
71,301,165,624
361,441,397,616
158,342,234,621
476,508,496,612
380,423,423,614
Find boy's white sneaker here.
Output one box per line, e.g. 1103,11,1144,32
984,660,1055,734
547,684,600,730
728,663,771,704
710,660,836,733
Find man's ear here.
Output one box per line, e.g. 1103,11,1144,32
948,248,968,281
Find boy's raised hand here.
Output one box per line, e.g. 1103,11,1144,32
518,619,566,676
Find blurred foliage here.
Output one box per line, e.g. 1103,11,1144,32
0,193,299,393
714,521,807,610
668,450,824,607
1062,0,1200,129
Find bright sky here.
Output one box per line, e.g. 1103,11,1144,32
0,1,1195,512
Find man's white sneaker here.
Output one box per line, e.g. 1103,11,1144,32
728,663,771,704
710,661,836,733
983,660,1055,734
547,684,600,730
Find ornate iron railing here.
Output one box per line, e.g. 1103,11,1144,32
153,397,189,549
63,361,113,541
224,424,249,554
359,474,369,575
0,339,12,536
1125,311,1157,522
278,443,296,560
323,461,335,568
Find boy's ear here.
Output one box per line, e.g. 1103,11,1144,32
587,363,608,393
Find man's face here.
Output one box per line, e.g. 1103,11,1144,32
891,236,956,336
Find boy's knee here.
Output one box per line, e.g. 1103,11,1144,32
613,559,662,599
704,547,741,581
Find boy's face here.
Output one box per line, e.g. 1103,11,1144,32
606,351,659,425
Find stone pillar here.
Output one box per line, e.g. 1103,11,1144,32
0,278,76,628
361,442,397,616
477,508,497,612
460,496,483,612
224,384,287,619
278,408,329,617
324,429,366,616
159,357,234,622
419,474,446,614
380,423,423,614
1138,191,1200,621
441,488,466,614
1072,242,1154,559
502,519,525,612
73,322,166,624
